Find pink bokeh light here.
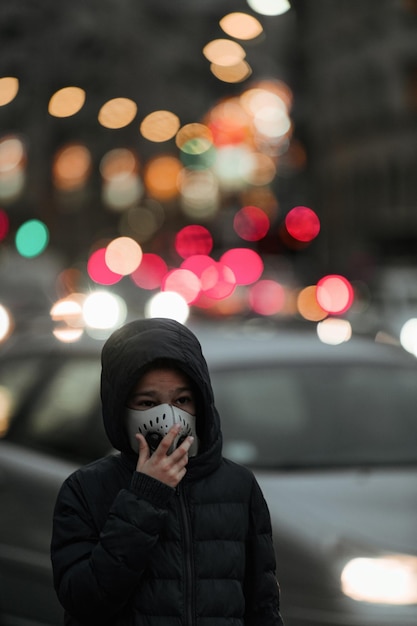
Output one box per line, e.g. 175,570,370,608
130,253,167,290
220,248,263,285
316,274,354,314
87,248,123,285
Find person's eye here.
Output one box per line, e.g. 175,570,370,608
129,399,155,409
176,395,192,406
140,400,155,408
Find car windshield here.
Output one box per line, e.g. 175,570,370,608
0,354,108,462
211,364,417,469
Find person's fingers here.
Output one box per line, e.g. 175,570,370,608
170,435,194,464
154,424,181,457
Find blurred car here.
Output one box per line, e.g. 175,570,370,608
0,321,417,626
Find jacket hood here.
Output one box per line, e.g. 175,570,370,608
100,318,222,473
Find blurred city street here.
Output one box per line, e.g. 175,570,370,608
0,0,415,344
1,2,417,625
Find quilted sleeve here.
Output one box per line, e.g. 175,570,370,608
50,470,174,625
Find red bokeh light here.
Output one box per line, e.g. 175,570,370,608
87,248,123,285
162,268,201,304
175,225,213,259
0,210,9,240
201,262,236,300
220,248,263,285
233,205,270,242
130,253,167,290
316,274,354,315
208,117,248,146
285,206,320,242
248,280,285,316
181,254,216,278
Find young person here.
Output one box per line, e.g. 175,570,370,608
51,317,284,626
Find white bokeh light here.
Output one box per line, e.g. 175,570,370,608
317,318,352,345
145,291,189,324
0,304,12,342
400,318,417,357
246,0,291,17
82,291,127,330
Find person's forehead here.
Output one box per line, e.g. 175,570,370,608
136,367,191,390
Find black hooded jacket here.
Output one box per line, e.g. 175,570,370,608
51,318,283,626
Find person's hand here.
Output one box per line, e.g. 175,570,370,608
135,424,194,488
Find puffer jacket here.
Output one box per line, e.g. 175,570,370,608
51,318,284,626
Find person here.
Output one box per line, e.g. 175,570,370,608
50,317,284,626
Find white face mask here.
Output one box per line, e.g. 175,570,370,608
126,403,199,456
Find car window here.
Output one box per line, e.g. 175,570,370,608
0,355,109,463
28,360,100,436
0,358,43,437
212,364,417,468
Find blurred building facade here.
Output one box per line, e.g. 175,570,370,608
293,0,417,282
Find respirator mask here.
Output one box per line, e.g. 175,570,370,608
126,403,199,456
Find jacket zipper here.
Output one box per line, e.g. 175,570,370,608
177,484,195,626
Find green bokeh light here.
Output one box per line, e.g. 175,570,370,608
15,219,49,258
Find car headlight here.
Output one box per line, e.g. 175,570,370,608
341,555,417,605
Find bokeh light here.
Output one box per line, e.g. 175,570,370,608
99,148,142,210
100,148,139,181
233,205,270,241
210,61,252,84
181,254,216,279
0,135,26,201
297,285,328,321
248,280,285,315
50,292,86,342
98,97,137,129
53,327,84,343
203,39,246,67
162,269,201,304
316,274,354,315
87,248,123,285
200,262,236,299
119,205,161,243
285,206,320,242
243,152,276,186
0,77,19,106
50,295,84,328
83,291,127,330
105,237,142,275
175,225,213,259
0,304,12,342
52,143,92,191
102,174,143,211
400,318,417,357
145,291,189,324
247,0,291,16
317,318,352,345
205,98,250,146
48,87,86,118
179,169,220,219
175,123,213,153
15,219,49,258
220,248,263,285
144,155,182,201
0,209,9,240
214,145,255,191
130,253,167,290
140,110,180,142
219,13,263,40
